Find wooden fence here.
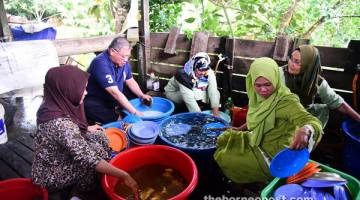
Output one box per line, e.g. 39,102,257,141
128,33,359,168
130,33,359,107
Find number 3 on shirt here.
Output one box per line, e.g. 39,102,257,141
106,75,114,83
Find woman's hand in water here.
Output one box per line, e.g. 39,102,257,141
141,94,152,102
123,173,139,200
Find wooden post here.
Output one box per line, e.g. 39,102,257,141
137,43,146,86
273,35,290,61
190,32,209,57
0,0,12,42
290,38,310,53
138,0,150,89
348,40,360,111
221,37,235,104
348,40,360,72
164,27,180,55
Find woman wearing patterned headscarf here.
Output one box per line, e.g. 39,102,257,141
214,57,323,183
32,65,138,199
281,45,360,127
164,52,221,116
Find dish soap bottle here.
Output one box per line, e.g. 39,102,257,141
150,72,160,92
224,97,234,116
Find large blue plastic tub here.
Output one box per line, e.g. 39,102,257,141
11,26,56,41
158,112,228,154
341,119,360,179
124,97,175,121
158,112,229,174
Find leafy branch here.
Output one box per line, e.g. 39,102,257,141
208,0,234,38
300,0,344,39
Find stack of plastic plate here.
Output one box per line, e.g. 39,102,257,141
287,162,321,184
128,121,160,146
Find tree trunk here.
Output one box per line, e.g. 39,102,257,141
278,0,300,34
110,0,130,33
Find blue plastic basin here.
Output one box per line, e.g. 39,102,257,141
159,112,229,154
124,97,175,121
102,121,124,129
341,119,360,179
11,26,56,41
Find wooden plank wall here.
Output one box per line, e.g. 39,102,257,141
129,33,359,146
135,33,357,108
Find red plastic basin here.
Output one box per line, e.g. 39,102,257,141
102,145,198,200
0,178,48,200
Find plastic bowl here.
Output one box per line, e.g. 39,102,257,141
124,97,175,121
102,145,198,200
0,178,48,200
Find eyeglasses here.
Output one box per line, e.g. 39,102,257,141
112,48,130,60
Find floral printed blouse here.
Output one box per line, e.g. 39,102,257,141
31,118,110,191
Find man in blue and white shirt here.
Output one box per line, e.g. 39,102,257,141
84,37,151,124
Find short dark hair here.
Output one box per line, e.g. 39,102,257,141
108,37,131,50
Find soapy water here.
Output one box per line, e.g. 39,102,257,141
143,110,164,117
161,113,227,149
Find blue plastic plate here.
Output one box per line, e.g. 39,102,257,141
302,187,311,198
128,130,156,144
165,123,192,136
274,184,303,199
301,179,347,188
269,148,309,178
203,122,227,129
203,122,227,136
130,121,159,140
310,188,335,200
334,185,349,200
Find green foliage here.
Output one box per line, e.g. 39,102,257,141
4,0,61,21
149,2,182,32
4,0,359,47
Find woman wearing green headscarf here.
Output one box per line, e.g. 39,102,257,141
281,45,360,127
214,57,323,183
